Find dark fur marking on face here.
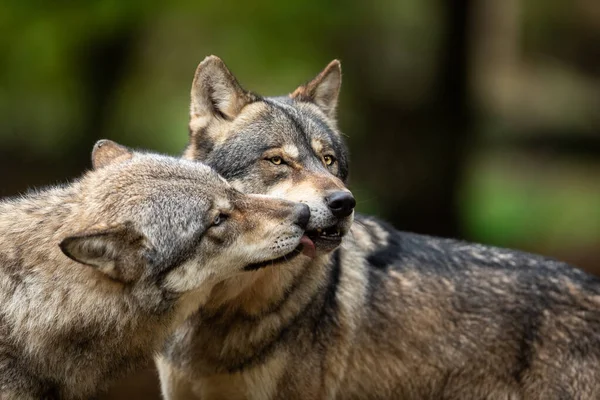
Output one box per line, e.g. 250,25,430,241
152,220,211,294
260,170,288,189
301,107,350,181
206,138,273,181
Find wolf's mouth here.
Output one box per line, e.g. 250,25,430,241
306,224,344,252
306,226,342,240
243,226,343,272
243,243,305,272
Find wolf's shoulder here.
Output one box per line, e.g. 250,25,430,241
349,213,597,286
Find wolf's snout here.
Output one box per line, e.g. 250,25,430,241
326,191,356,218
293,203,311,229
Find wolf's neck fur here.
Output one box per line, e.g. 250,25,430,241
0,184,81,250
166,252,333,378
204,253,331,317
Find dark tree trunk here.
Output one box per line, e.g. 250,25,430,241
0,26,137,197
339,0,474,238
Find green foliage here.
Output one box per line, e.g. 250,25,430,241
462,152,600,248
1,0,598,259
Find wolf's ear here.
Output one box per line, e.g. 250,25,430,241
60,223,144,282
190,56,255,128
92,140,133,170
290,60,341,119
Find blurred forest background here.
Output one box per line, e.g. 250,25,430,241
1,0,599,398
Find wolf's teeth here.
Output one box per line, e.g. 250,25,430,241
312,227,342,238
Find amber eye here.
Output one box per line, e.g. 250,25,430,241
269,156,283,165
323,155,335,166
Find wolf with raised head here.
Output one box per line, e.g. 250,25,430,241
0,140,310,399
158,56,600,400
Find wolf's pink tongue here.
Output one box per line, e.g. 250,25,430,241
300,235,316,258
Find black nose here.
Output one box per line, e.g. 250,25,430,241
294,203,311,229
326,191,356,218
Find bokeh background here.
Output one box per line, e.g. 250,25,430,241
1,0,599,398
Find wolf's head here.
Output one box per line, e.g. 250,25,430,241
183,56,354,254
59,140,310,311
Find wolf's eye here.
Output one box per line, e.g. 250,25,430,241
323,155,335,166
213,213,228,226
269,156,283,165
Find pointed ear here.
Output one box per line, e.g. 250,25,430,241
190,55,255,129
290,60,342,119
59,223,144,282
92,140,133,170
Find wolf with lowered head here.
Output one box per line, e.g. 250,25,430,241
0,140,310,399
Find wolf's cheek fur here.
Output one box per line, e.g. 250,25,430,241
163,206,305,294
236,220,305,264
225,205,306,266
162,258,222,295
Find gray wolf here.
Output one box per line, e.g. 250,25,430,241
158,56,600,399
0,140,310,399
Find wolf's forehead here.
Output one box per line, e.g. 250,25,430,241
245,99,337,146
125,161,227,198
